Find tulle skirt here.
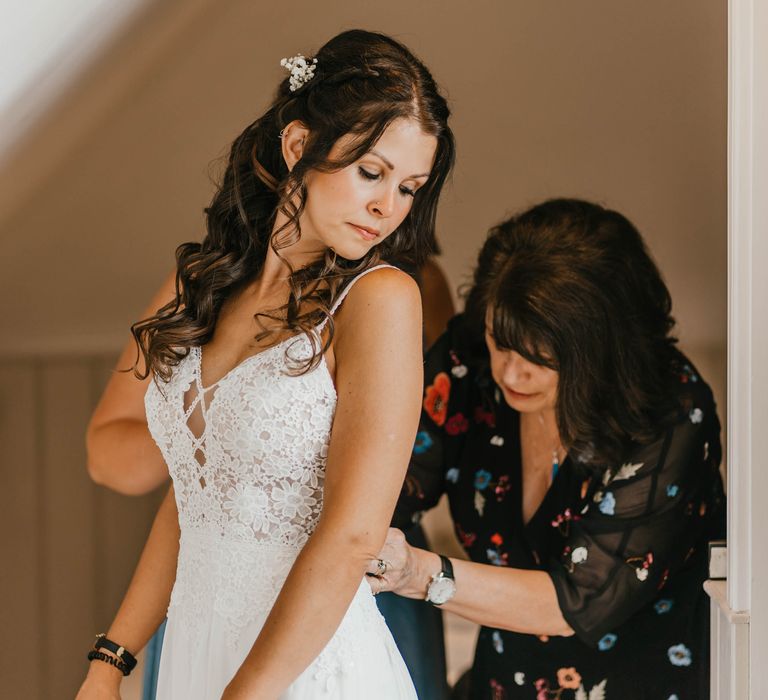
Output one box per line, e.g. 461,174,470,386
156,578,417,699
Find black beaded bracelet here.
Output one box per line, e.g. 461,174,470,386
87,649,130,676
94,633,137,672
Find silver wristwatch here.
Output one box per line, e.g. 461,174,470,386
425,554,456,605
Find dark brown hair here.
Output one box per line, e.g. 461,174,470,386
463,198,680,468
132,30,454,380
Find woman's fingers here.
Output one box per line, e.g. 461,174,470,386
363,527,414,596
365,572,386,595
365,557,387,576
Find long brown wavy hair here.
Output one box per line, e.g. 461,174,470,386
462,199,681,469
132,30,455,381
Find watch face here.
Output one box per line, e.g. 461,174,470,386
427,575,456,605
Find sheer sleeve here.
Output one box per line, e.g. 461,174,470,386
392,319,471,530
549,381,723,645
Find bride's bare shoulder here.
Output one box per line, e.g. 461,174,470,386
335,266,421,326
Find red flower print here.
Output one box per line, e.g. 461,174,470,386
551,508,581,536
474,405,496,427
403,475,425,499
557,667,582,689
423,372,451,426
445,412,469,435
490,678,506,700
494,474,511,501
534,678,549,691
456,523,477,548
658,567,670,590
490,532,504,546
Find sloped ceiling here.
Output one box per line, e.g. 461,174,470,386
0,0,154,164
0,0,726,357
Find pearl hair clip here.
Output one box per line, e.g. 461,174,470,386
280,53,318,92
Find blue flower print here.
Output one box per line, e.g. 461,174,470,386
668,643,692,667
598,633,617,651
598,491,616,515
446,468,460,484
486,548,507,566
655,598,674,614
667,484,679,498
474,469,492,490
681,363,698,383
413,431,433,455
492,630,504,654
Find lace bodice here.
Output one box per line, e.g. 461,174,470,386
145,334,336,548
144,265,393,649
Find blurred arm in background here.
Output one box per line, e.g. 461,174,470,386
86,272,176,495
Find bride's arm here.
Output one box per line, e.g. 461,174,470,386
222,267,423,699
76,486,180,698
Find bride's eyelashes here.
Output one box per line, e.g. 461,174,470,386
357,166,380,181
357,166,417,198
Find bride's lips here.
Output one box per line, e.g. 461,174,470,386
348,223,380,241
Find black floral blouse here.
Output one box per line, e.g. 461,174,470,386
393,316,726,700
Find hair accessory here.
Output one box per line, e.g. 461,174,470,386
280,54,318,92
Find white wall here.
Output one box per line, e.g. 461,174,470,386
710,0,768,697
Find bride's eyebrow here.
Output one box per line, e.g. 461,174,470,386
369,150,430,179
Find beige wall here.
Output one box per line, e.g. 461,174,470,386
0,1,726,697
0,0,726,359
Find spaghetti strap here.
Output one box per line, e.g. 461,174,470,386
328,263,399,316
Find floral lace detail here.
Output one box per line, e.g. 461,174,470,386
308,579,398,693
146,333,335,538
169,531,299,647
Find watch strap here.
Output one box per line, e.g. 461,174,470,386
439,554,454,581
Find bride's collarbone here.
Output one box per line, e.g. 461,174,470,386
200,308,335,386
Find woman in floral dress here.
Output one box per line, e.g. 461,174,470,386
369,199,725,700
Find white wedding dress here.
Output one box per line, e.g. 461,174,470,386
144,265,417,699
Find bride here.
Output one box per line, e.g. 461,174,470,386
76,29,454,699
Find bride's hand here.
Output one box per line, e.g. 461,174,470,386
75,663,122,700
365,527,440,599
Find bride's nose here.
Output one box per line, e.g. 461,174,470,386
369,189,395,218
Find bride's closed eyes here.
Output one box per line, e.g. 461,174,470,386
357,166,417,197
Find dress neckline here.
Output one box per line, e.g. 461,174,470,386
195,330,320,392
505,405,569,531
182,334,337,450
